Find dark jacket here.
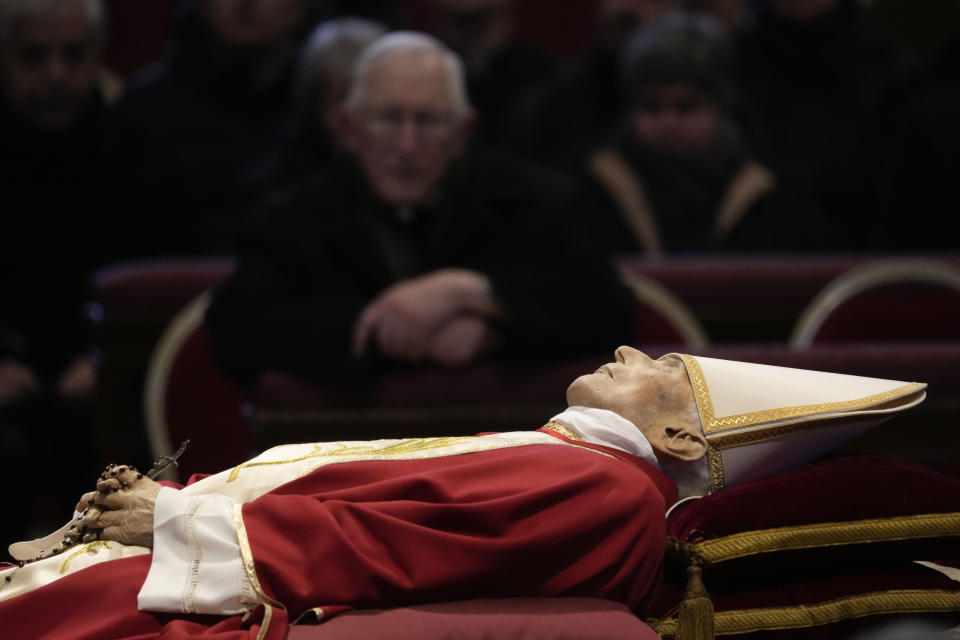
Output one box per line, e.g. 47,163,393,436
205,148,635,387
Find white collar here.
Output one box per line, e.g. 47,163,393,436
548,406,660,469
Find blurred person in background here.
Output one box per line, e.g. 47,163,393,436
866,17,960,251
419,0,555,146
205,31,633,390
0,0,119,548
114,0,327,256
577,12,785,255
735,0,909,250
238,15,387,197
507,0,682,165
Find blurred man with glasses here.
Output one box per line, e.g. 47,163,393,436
206,32,633,394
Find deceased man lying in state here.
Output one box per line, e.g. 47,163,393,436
0,347,924,640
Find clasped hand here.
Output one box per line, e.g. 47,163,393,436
352,269,500,365
72,465,162,549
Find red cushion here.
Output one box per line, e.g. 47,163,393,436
667,454,960,546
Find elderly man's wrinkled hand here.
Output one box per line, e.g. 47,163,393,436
426,316,498,366
77,465,161,548
352,269,498,361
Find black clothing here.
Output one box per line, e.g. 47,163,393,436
867,32,960,250
579,122,786,254
0,94,118,379
0,92,118,546
462,40,557,147
735,0,908,248
506,46,625,166
114,9,310,256
205,149,635,387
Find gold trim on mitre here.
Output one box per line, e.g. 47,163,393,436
677,354,925,437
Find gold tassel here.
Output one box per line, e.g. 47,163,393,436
676,557,714,640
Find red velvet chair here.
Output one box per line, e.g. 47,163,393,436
618,253,960,343
789,257,960,347
92,257,236,469
143,291,253,482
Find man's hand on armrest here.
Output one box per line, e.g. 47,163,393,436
426,315,501,366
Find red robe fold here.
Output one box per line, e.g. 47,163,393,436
0,433,675,640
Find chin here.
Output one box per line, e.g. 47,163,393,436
565,374,593,407
378,182,430,208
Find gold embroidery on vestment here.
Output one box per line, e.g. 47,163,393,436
679,355,924,435
542,421,585,441
256,603,273,640
227,437,479,482
233,503,284,610
59,541,112,574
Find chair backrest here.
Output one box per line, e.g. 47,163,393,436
789,258,960,349
618,254,877,343
618,268,709,348
143,291,254,481
92,257,236,467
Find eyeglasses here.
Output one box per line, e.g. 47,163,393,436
361,107,458,141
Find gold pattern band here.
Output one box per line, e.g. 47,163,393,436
678,355,925,434
256,603,273,640
227,436,480,482
648,588,960,637
542,421,585,441
669,511,960,565
58,541,112,575
233,503,284,610
224,433,613,485
707,414,872,449
706,446,725,492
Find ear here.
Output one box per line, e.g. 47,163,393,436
648,423,708,463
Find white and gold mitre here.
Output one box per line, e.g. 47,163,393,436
674,354,927,492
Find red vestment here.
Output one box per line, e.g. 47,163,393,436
0,431,675,639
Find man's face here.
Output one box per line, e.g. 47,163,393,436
567,346,700,446
629,82,722,155
1,2,100,130
203,0,306,48
343,50,472,207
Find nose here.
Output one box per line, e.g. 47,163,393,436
614,345,650,364
45,52,68,82
396,117,420,154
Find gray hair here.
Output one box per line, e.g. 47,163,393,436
0,0,106,48
343,30,471,115
293,17,387,124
